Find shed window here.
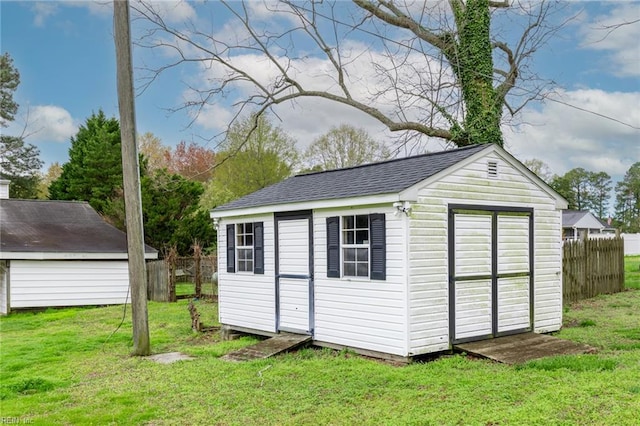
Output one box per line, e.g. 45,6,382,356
236,223,254,272
327,214,386,280
226,222,264,274
342,215,370,277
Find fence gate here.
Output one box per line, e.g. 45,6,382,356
449,206,533,344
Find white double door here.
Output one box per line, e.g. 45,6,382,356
450,208,532,343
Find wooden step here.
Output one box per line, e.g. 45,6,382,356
221,333,312,362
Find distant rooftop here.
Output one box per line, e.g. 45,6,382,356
1,199,157,254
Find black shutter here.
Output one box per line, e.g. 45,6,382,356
226,224,235,273
253,222,264,274
369,213,386,280
326,216,340,278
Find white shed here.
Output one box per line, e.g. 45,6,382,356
0,190,158,315
210,144,568,360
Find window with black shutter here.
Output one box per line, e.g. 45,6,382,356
326,214,386,280
225,222,264,274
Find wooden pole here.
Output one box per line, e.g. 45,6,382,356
114,0,150,356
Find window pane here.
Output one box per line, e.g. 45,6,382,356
356,215,368,229
356,262,369,277
343,215,354,229
246,223,253,233
344,248,355,262
245,234,253,246
246,260,253,271
344,262,356,277
343,230,355,244
356,230,369,244
356,248,369,262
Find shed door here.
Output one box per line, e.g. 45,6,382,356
276,212,313,335
449,207,533,344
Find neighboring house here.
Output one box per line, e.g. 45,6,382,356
210,144,568,361
0,180,158,315
562,210,607,241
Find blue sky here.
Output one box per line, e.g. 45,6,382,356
1,1,639,213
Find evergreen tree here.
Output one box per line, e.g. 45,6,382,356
49,111,123,213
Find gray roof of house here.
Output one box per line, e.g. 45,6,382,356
213,144,489,212
562,210,588,227
0,199,157,254
562,209,605,229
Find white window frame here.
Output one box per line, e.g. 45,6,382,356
236,223,254,273
341,214,370,278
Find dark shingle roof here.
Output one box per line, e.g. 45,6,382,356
213,144,489,212
0,199,157,254
562,210,589,227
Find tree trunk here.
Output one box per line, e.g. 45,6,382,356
448,0,503,146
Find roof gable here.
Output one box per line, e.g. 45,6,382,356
562,210,604,229
0,199,157,256
213,144,489,212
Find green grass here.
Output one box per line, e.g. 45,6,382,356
624,255,640,290
1,261,639,424
175,281,217,297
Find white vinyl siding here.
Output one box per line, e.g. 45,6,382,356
217,214,276,333
313,206,408,356
408,150,563,355
1,261,8,314
9,260,129,308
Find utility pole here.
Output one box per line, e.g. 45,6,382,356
114,0,150,356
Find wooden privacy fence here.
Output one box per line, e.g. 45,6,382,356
563,237,624,304
146,255,217,302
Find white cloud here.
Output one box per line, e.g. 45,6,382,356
31,2,58,27
24,105,79,143
505,89,640,182
579,3,640,77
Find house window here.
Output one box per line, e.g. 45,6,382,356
226,222,264,274
327,214,386,280
342,215,370,277
236,223,254,272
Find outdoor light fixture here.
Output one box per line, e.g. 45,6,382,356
393,201,412,216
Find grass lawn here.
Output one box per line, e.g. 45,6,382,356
624,255,640,290
1,260,639,425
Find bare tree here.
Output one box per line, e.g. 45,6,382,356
133,0,570,149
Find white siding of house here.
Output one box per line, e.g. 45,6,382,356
1,261,8,314
312,206,409,356
408,150,563,355
9,260,129,308
217,214,276,333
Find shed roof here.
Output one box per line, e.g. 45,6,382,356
0,199,157,256
213,144,489,212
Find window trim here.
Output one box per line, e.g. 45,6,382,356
341,214,370,278
236,223,254,273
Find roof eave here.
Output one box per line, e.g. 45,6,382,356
0,252,159,260
210,193,401,219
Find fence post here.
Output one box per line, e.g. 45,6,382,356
194,242,202,299
166,247,177,302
